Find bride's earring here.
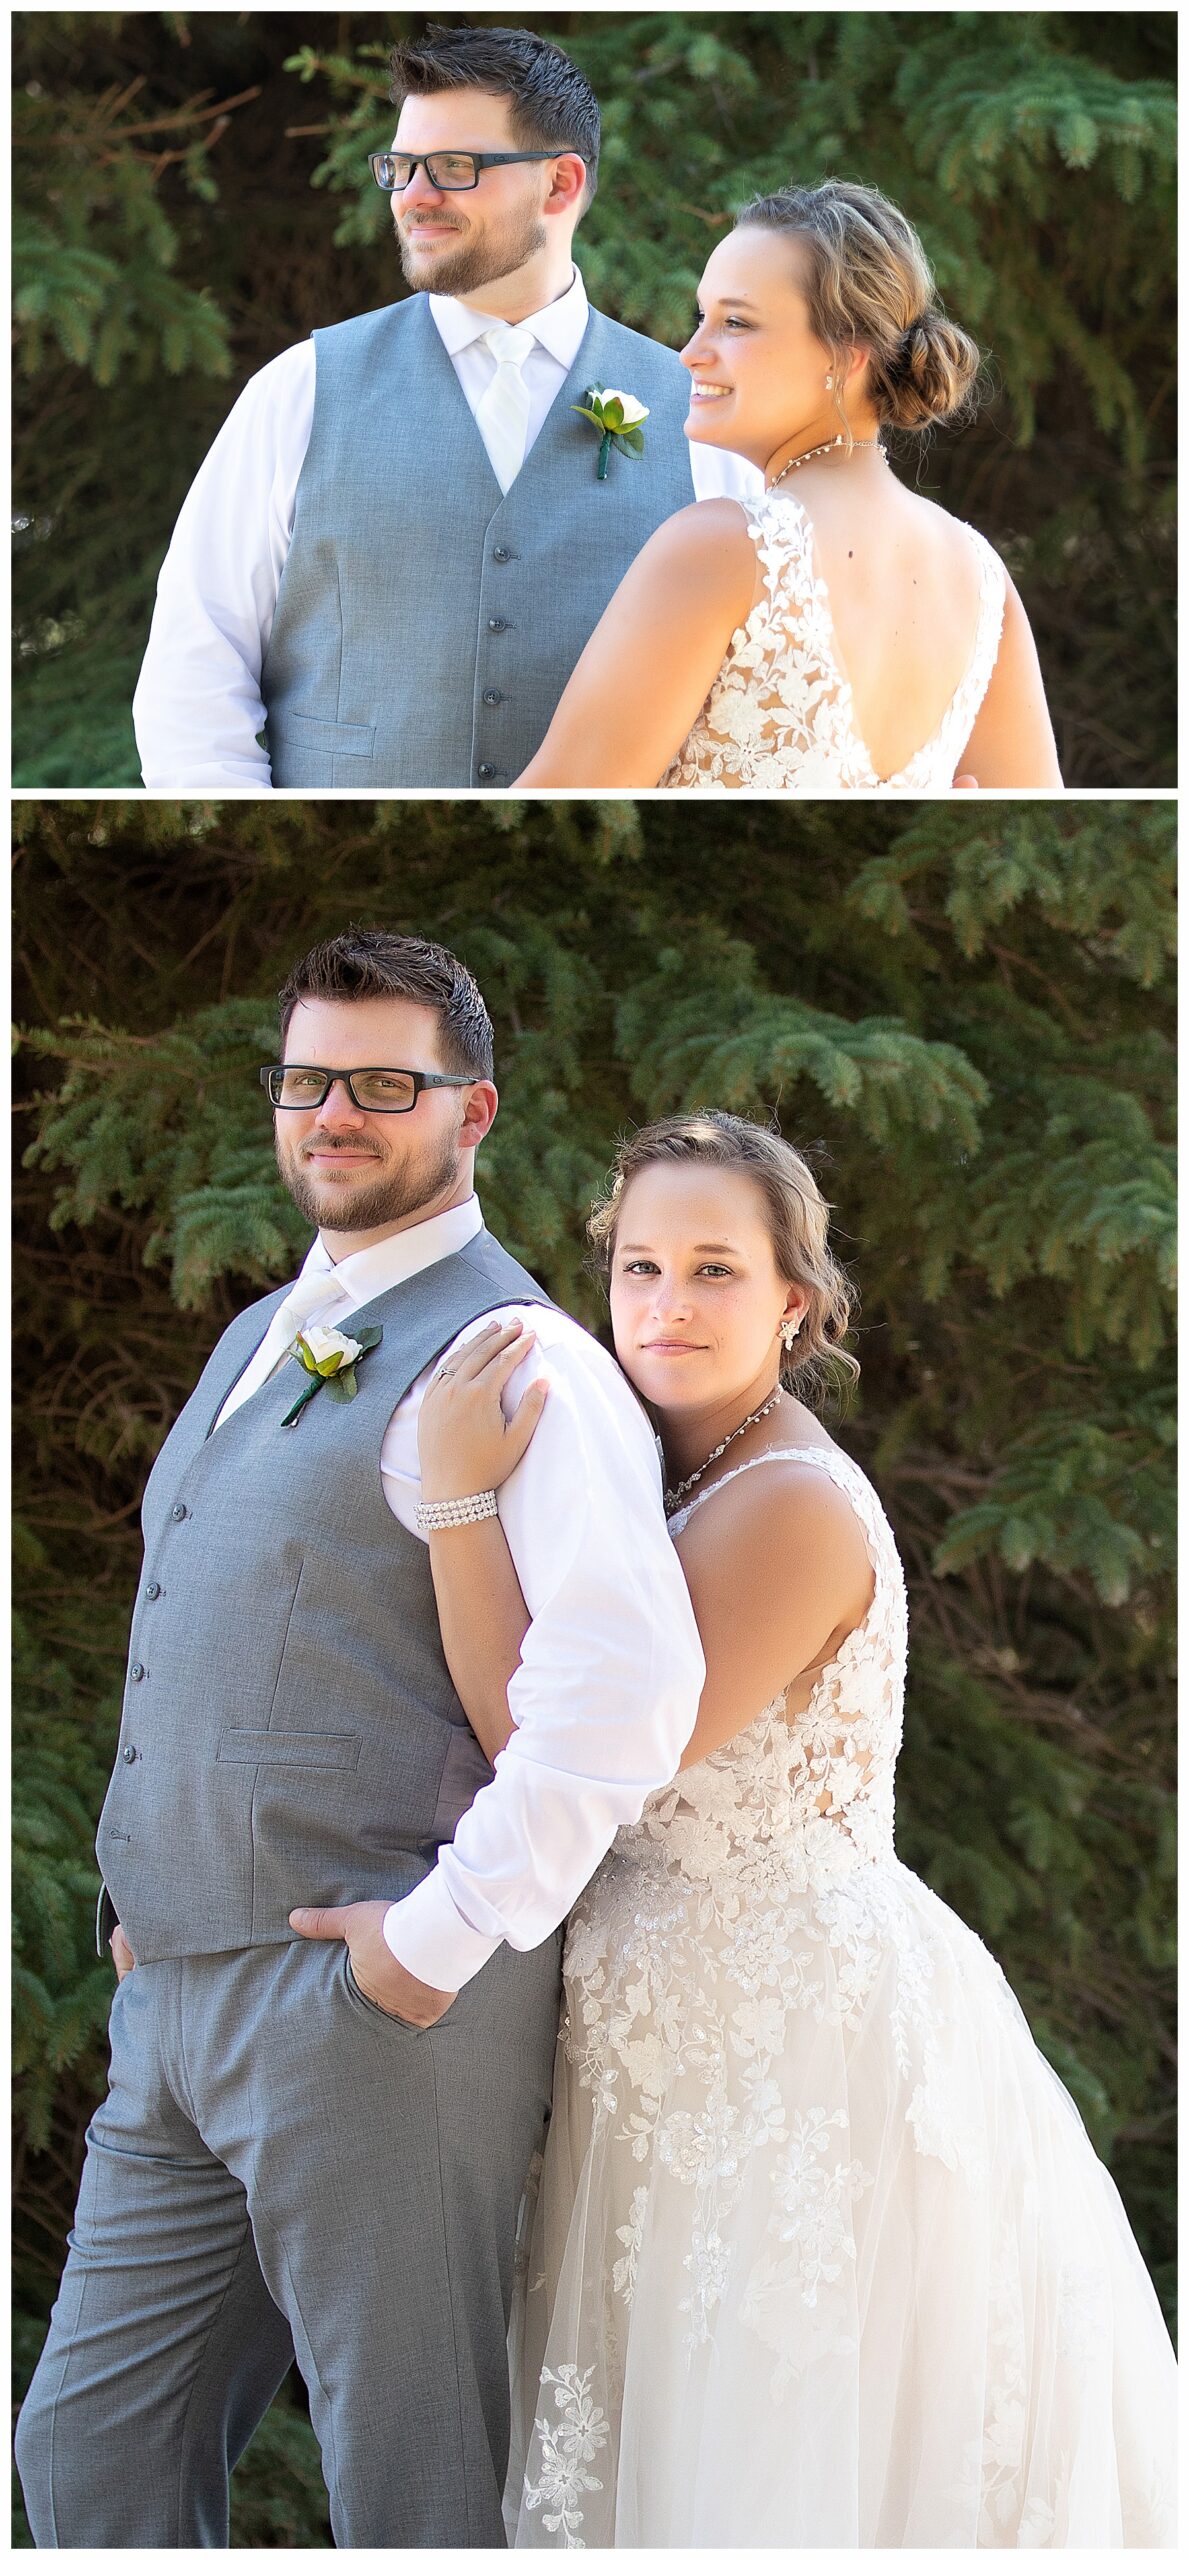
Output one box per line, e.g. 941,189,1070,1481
780,1317,802,1348
824,374,834,391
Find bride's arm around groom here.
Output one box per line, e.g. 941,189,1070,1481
293,1291,707,2018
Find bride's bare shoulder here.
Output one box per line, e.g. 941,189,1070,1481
641,494,758,566
678,1444,876,1650
896,483,995,559
622,495,760,623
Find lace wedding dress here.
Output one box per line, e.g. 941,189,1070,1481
660,492,1006,790
506,1446,1177,2549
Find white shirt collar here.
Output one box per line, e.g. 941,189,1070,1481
301,1194,484,1311
429,264,589,369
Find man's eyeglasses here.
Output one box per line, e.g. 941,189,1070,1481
261,1065,475,1114
368,149,558,194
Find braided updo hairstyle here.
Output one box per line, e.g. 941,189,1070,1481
736,176,982,438
587,1111,859,1406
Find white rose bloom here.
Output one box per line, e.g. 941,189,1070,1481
301,1323,363,1368
603,389,649,426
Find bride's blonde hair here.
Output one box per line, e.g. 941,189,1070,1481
587,1112,859,1406
737,176,982,440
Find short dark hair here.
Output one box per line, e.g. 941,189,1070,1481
389,21,600,205
277,929,495,1079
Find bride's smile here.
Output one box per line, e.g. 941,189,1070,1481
681,225,880,480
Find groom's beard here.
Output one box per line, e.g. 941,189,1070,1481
276,1128,464,1238
398,200,547,299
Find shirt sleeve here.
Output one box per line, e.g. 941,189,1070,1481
688,440,765,502
132,341,315,790
381,1311,706,1991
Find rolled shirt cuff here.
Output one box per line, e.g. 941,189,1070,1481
382,1865,505,1992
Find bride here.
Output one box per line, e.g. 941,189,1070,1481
517,180,1062,791
416,1113,1174,2548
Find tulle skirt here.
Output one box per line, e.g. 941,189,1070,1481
505,1854,1176,2548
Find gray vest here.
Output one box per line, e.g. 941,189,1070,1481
259,294,694,787
96,1230,554,1962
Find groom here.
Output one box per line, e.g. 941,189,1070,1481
15,929,704,2548
132,23,758,790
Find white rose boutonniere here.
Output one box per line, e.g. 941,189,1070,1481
572,384,650,481
281,1322,383,1428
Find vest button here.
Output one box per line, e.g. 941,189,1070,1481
492,546,512,563
122,1745,138,1764
171,1503,188,1522
145,1581,161,1602
487,617,507,633
129,1663,145,1682
477,763,496,781
482,690,502,706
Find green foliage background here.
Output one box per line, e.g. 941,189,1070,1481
11,796,1175,2544
12,10,1176,787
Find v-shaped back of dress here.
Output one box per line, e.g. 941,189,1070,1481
661,489,1006,792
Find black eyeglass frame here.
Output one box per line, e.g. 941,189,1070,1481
260,1064,477,1113
367,148,559,193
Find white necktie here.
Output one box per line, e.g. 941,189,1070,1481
213,1265,350,1430
473,323,535,493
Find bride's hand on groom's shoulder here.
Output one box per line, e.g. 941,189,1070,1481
418,1318,549,1502
288,1900,455,2029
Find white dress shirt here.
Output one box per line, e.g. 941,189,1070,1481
212,1196,705,1992
132,266,761,789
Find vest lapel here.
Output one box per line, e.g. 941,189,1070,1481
490,308,615,503
410,293,505,501
201,1285,292,1441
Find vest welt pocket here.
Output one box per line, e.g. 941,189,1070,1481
280,713,376,756
216,1728,362,1770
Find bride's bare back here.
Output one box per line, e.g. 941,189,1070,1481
788,467,986,781
519,469,1059,792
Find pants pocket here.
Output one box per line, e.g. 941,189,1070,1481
343,1947,439,2033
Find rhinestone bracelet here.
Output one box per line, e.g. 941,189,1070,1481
415,1489,499,1532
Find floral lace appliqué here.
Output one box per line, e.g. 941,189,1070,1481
514,1440,1176,2550
521,2364,611,2547
554,1446,927,2377
660,491,1006,792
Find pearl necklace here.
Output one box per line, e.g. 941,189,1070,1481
663,1388,784,1519
769,435,885,493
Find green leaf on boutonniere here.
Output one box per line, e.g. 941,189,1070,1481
572,382,650,480
281,1321,383,1426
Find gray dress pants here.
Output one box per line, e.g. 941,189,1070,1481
15,1930,562,2549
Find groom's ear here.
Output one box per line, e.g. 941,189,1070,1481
544,152,589,220
458,1081,499,1151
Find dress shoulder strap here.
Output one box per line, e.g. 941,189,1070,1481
738,488,815,556
670,1443,889,1572
920,521,1006,766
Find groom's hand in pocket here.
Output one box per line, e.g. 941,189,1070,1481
288,1898,456,2028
